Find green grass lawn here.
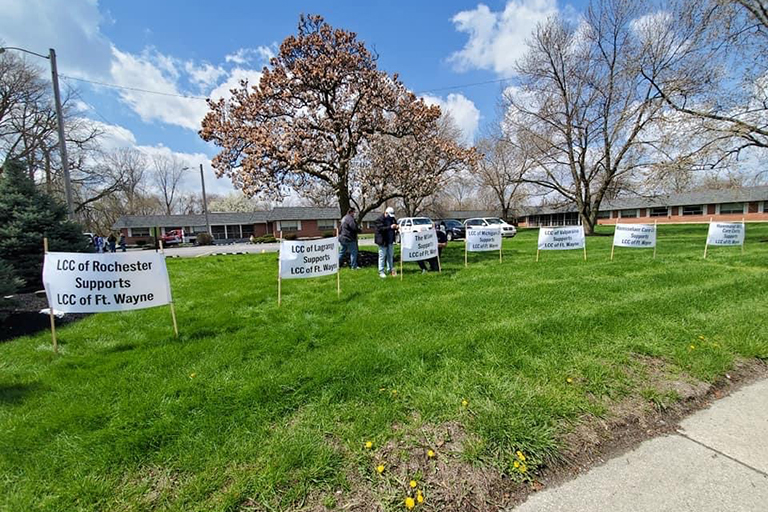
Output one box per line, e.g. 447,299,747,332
2,224,767,511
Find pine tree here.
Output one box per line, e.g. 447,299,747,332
0,159,89,290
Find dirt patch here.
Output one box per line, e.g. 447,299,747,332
299,357,767,512
0,291,89,342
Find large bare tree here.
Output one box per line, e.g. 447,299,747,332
151,154,188,215
505,0,674,234
201,15,473,222
474,137,530,220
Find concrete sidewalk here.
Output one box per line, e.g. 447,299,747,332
512,378,768,511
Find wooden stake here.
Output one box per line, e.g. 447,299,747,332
399,243,403,281
499,231,503,263
43,237,58,354
335,228,341,297
464,236,468,268
742,217,745,254
437,248,442,273
704,217,712,259
278,231,282,306
158,239,178,337
610,226,616,261
583,242,587,261
653,220,657,259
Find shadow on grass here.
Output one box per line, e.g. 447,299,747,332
0,382,44,405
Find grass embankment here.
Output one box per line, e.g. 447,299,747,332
1,224,767,511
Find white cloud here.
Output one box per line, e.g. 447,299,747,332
422,93,481,144
209,68,263,101
0,0,113,79
185,61,226,89
449,0,559,76
224,44,277,65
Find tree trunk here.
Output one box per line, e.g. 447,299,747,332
580,210,596,236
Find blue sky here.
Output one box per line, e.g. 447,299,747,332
1,0,583,194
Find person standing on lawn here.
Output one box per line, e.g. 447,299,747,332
119,234,127,252
107,233,117,253
374,206,398,278
94,235,104,253
338,207,361,269
418,222,448,273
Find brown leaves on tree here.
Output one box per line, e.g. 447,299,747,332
200,15,476,220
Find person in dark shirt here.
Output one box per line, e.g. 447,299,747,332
374,207,398,278
338,208,361,269
418,224,448,273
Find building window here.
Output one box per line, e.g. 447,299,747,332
649,207,669,217
682,205,703,216
278,220,300,232
192,225,207,233
764,201,768,213
130,227,150,237
241,224,255,238
225,225,242,239
317,219,336,231
719,202,745,214
620,209,638,218
597,210,611,219
211,225,226,240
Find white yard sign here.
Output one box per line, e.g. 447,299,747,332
613,224,657,248
400,228,438,262
43,252,172,313
537,226,585,250
466,228,502,252
279,237,339,279
706,222,745,246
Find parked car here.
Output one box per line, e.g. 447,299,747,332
436,219,465,241
464,217,517,238
161,229,184,245
83,232,95,246
396,217,433,243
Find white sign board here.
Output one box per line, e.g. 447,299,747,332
279,237,339,279
466,228,502,252
401,228,438,262
43,252,172,313
707,222,745,246
613,223,657,248
537,226,585,250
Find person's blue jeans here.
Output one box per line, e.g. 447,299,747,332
378,244,394,274
339,240,358,269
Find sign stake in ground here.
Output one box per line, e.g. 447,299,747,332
653,220,658,259
158,239,179,337
704,217,745,258
465,227,502,267
336,227,341,297
611,221,657,261
277,231,340,302
43,238,58,354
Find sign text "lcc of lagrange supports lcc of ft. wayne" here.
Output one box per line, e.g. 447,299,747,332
43,252,172,313
279,237,339,279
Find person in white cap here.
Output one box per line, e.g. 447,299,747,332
373,206,399,278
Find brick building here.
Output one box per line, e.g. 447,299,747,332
517,186,768,227
112,208,379,244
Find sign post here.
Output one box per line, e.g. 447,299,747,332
704,218,712,259
42,238,58,354
335,228,341,297
277,231,283,306
158,239,179,337
653,220,658,259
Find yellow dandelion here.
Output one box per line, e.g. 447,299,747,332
376,464,385,474
698,335,706,340
189,373,196,379
517,451,526,462
513,460,520,469
520,464,527,473
392,389,398,396
566,377,573,384
379,387,387,392
405,496,415,510
427,449,435,458
689,344,696,350
409,479,417,488
365,441,373,449
461,399,469,408
417,491,424,504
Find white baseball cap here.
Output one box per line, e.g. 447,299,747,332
385,207,395,215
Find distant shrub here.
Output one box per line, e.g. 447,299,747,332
254,234,277,244
321,230,335,238
135,240,147,247
196,232,214,246
0,259,22,321
283,233,298,241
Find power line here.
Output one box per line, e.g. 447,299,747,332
59,75,209,101
415,76,517,94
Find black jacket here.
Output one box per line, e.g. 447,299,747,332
374,214,397,246
339,214,360,242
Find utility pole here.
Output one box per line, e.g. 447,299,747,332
0,46,75,220
200,164,211,235
49,49,75,220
